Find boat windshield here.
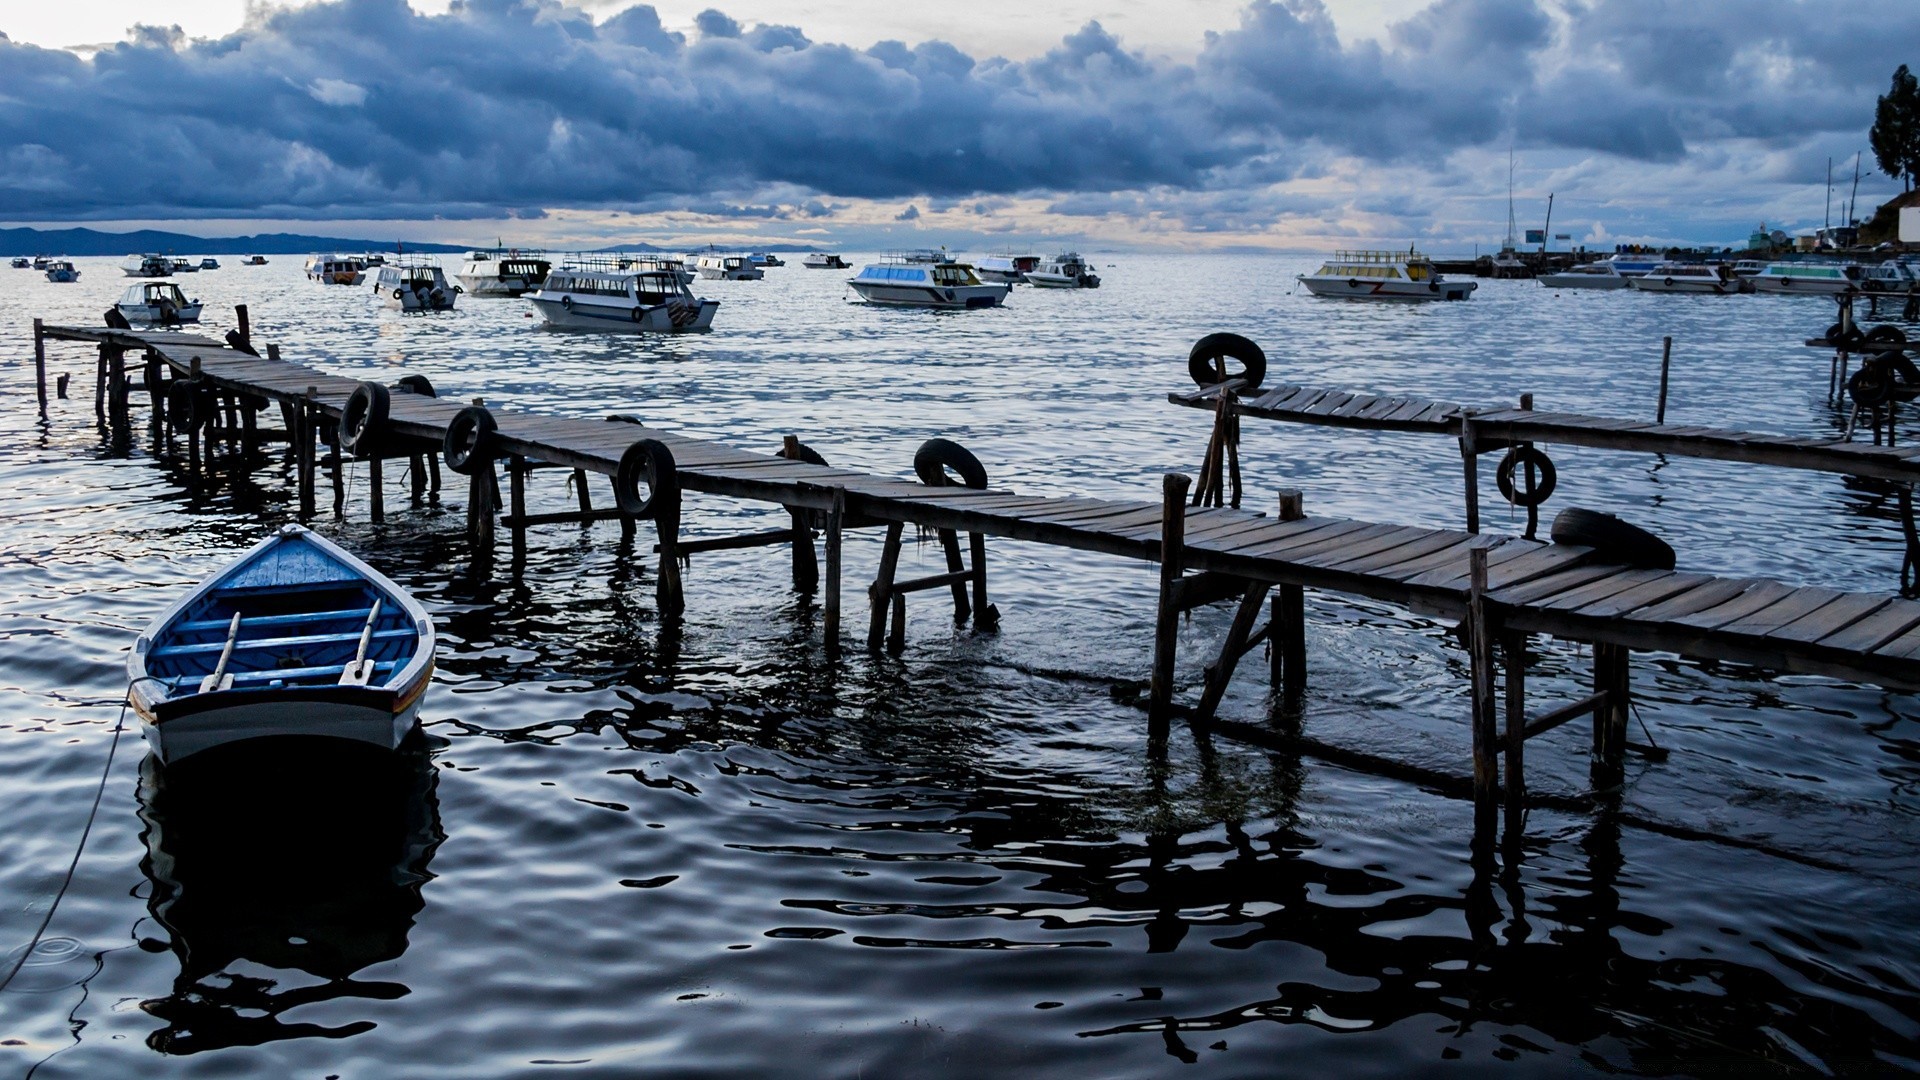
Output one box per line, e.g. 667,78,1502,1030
1406,263,1430,281
932,265,981,286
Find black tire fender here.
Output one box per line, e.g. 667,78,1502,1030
340,381,390,456
1865,324,1907,345
615,438,677,518
442,405,497,475
1429,282,1440,292
166,379,210,433
1663,277,1675,288
914,437,989,489
1347,278,1360,289
1825,322,1844,344
392,288,406,300
1550,507,1675,571
1849,364,1894,407
1187,332,1267,389
631,306,645,323
391,374,436,397
1495,445,1557,507
560,295,573,309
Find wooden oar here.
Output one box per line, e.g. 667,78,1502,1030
339,600,383,686
197,612,241,693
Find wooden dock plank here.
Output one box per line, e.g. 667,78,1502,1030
1813,602,1920,654
1718,587,1848,639
1487,563,1628,607
1565,572,1718,620
1668,581,1800,631
1765,591,1892,645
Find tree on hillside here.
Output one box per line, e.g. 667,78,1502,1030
1872,64,1920,192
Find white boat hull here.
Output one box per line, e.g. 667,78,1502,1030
697,266,764,280
456,274,540,297
1026,273,1100,289
116,302,204,323
136,690,424,764
46,270,80,283
310,270,366,285
1537,273,1628,290
849,282,1010,309
1628,277,1740,294
1748,278,1856,295
1299,278,1475,301
975,269,1025,284
379,285,457,311
531,295,718,332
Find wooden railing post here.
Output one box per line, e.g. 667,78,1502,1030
1467,546,1498,833
1149,473,1192,742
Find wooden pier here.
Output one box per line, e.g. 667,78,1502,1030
33,316,1920,844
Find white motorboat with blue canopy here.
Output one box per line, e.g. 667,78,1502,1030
43,259,80,283
128,524,435,764
1626,263,1743,294
848,260,1010,309
1297,250,1475,301
1747,262,1862,295
527,267,718,332
695,253,763,280
116,281,203,324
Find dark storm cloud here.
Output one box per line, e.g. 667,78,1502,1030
0,0,1906,220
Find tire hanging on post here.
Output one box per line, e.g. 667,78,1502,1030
442,406,497,475
615,438,678,519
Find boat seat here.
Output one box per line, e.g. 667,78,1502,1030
166,660,399,688
174,607,374,634
151,627,413,658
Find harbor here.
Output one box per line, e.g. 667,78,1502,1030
6,254,1920,1074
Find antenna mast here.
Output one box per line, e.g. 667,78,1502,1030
1504,148,1517,251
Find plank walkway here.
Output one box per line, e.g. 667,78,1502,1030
1169,381,1920,483
44,323,1920,693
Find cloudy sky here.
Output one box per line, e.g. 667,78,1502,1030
0,0,1910,251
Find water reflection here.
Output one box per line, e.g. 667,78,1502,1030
135,738,442,1055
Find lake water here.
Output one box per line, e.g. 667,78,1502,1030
2,255,1917,1077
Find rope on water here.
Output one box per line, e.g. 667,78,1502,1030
0,694,129,994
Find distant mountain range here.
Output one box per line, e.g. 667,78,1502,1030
0,226,818,256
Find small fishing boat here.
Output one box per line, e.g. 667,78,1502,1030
123,253,172,277
1297,250,1476,301
128,524,435,764
199,257,220,270
975,253,1038,283
115,281,204,324
801,252,850,270
1627,263,1743,294
749,253,784,267
456,249,552,297
1026,252,1101,288
241,255,268,266
527,267,719,332
1536,262,1631,290
373,259,460,311
170,258,200,274
43,259,81,283
694,253,764,280
616,254,695,286
847,259,1010,309
9,257,30,269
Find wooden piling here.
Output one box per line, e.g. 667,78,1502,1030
868,522,906,651
93,344,108,425
1275,489,1305,707
1591,642,1631,790
969,531,996,630
33,318,47,420
56,374,69,399
1148,473,1192,741
1467,546,1498,830
824,487,846,655
369,454,386,524
1459,410,1481,534
573,468,592,515
235,304,251,350
655,491,684,621
327,418,345,518
1502,632,1527,836
298,386,318,519
1656,336,1673,424
783,437,821,592
106,346,130,436
507,456,526,553
938,529,971,624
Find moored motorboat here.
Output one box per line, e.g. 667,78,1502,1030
1862,259,1919,294
127,524,436,764
1537,262,1630,290
975,253,1039,284
123,253,172,277
749,253,784,268
373,260,460,311
170,258,199,274
1297,250,1475,301
9,257,30,269
1025,252,1101,288
847,259,1010,309
801,252,850,270
1601,253,1661,278
43,259,81,283
695,253,764,280
241,255,268,266
1747,262,1862,295
1626,263,1743,294
617,254,694,286
115,282,204,324
527,267,719,332
456,250,552,297
199,258,220,270
305,254,367,285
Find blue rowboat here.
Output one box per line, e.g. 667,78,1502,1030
128,525,435,763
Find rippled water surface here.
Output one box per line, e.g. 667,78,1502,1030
2,256,1918,1077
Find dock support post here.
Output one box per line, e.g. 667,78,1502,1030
94,344,108,425
1148,473,1192,743
508,455,526,554
824,487,845,656
1656,336,1673,424
1197,582,1273,722
1503,632,1527,837
408,453,427,502
1459,411,1481,534
573,468,592,515
106,346,130,441
1591,643,1631,790
235,304,251,351
1467,546,1498,834
144,352,164,439
468,458,497,552
867,522,906,652
969,530,997,631
327,418,345,518
368,453,386,524
938,529,971,624
1273,490,1306,709
655,488,684,622
33,318,47,421
783,437,821,592
299,388,318,519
